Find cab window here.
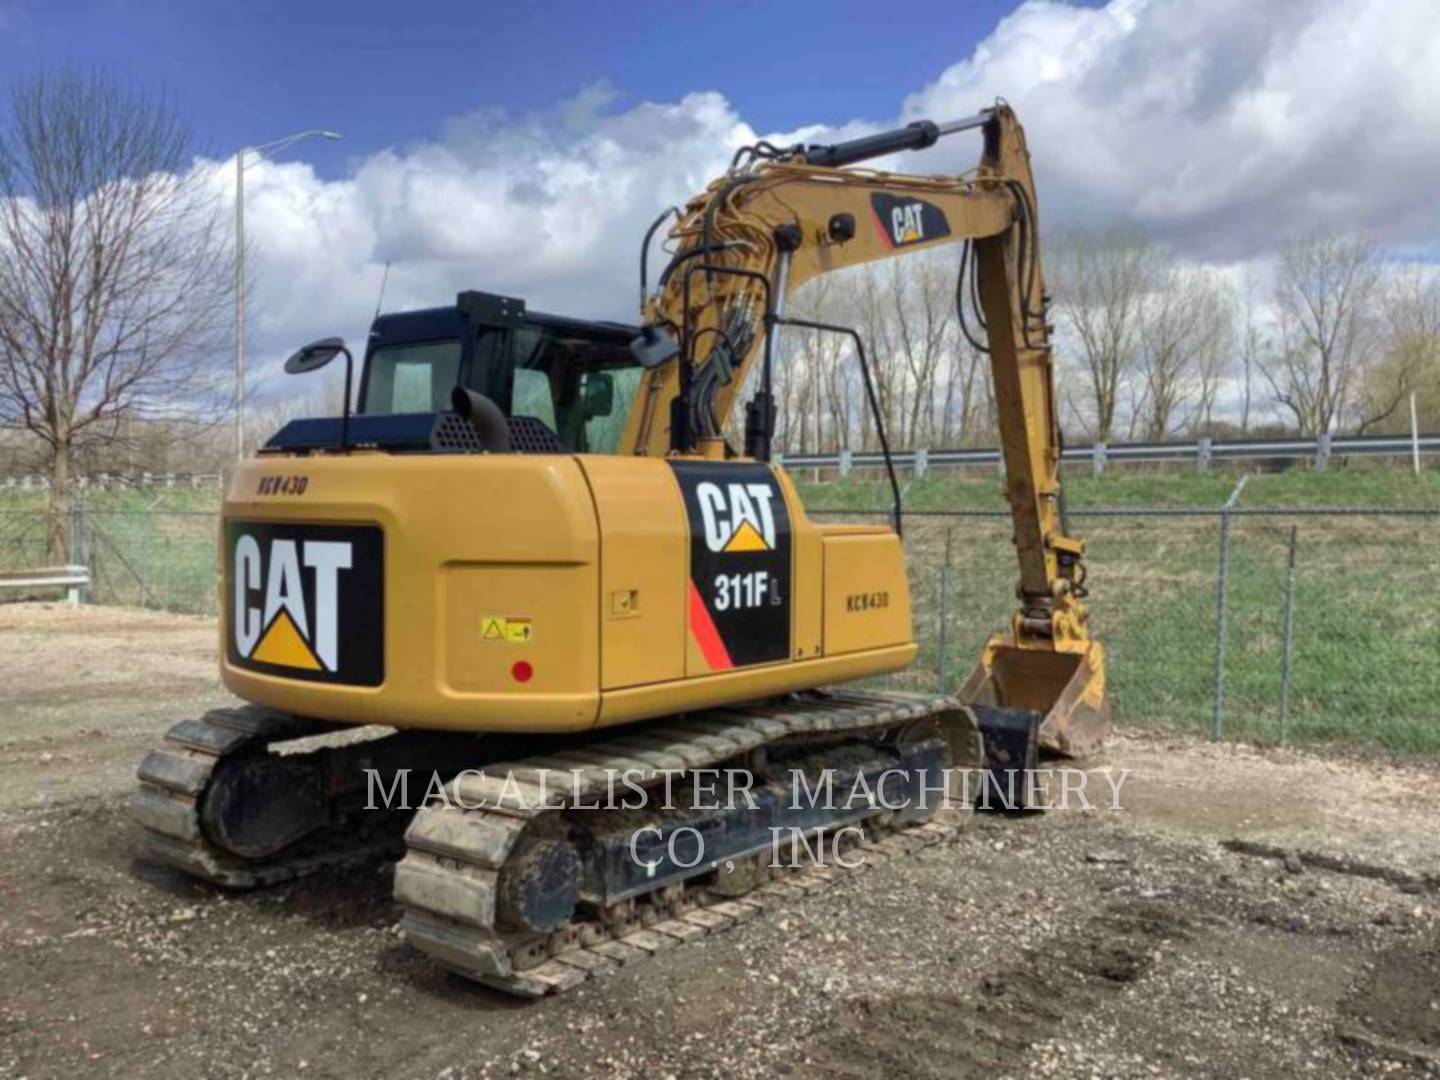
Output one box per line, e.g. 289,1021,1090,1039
362,340,461,414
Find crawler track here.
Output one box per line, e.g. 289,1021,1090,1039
133,706,456,888
396,690,981,997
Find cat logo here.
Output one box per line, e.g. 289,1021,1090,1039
233,536,351,672
696,481,778,553
870,193,950,250
670,462,792,669
226,521,384,686
890,202,926,244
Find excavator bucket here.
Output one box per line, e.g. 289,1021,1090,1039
958,635,1111,758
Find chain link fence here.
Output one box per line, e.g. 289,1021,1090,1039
824,503,1440,753
2,496,1437,753
0,505,219,617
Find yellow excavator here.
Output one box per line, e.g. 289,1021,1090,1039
133,103,1108,995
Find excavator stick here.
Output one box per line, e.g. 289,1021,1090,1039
959,635,1111,759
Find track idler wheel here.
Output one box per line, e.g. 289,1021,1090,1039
496,838,580,935
200,756,328,860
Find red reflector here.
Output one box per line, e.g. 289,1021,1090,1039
511,660,533,683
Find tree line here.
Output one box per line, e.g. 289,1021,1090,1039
769,228,1440,454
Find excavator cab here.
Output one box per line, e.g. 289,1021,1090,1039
357,292,644,455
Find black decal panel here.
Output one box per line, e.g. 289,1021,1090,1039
869,193,951,249
224,521,384,686
669,462,791,669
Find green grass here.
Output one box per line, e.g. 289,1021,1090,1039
795,463,1440,756
2,464,1437,755
794,461,1440,512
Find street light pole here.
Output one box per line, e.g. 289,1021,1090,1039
235,150,245,459
234,129,342,460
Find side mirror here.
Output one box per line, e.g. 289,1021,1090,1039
284,337,347,375
283,336,355,451
582,372,614,419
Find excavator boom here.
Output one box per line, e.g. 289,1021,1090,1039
622,104,1109,754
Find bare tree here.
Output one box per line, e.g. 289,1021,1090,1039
1235,265,1267,434
846,264,901,449
1050,227,1156,441
0,71,231,559
1358,264,1440,433
886,252,954,448
1261,231,1379,435
1135,261,1230,439
1189,279,1233,432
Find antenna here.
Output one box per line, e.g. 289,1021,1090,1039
373,261,391,321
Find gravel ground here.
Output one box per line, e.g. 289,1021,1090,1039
1,602,1438,1079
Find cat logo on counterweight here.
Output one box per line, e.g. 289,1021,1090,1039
225,521,384,686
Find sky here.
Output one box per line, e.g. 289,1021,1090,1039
3,0,1439,407
0,0,1036,170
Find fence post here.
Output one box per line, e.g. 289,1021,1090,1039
67,495,88,604
1278,524,1298,745
1212,474,1248,740
936,527,952,693
1411,392,1421,478
1092,443,1106,478
1197,436,1212,473
140,501,154,608
838,449,853,478
914,447,928,480
773,451,784,469
1315,432,1331,472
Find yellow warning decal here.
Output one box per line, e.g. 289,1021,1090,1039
480,616,533,643
252,609,323,671
723,519,770,553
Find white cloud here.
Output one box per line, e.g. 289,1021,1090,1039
226,0,1440,404
231,90,763,402
903,0,1440,257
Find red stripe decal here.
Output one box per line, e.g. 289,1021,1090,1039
687,579,734,671
869,204,894,249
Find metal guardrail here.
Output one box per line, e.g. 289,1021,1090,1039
0,563,90,604
0,471,223,491
777,432,1440,476
0,435,1433,488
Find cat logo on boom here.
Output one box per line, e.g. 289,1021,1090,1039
869,193,951,250
225,521,384,686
